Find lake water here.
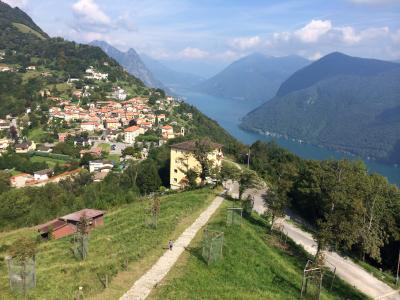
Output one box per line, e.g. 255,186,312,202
177,89,400,186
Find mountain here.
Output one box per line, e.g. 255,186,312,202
141,54,203,90
195,53,309,103
241,52,400,164
90,40,163,89
0,1,148,117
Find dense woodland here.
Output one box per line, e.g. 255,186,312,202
249,140,400,273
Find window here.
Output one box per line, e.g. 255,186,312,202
174,169,178,173
173,178,177,182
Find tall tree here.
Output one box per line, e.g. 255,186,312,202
262,188,288,232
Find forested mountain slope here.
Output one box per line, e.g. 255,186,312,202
195,53,309,103
241,52,400,164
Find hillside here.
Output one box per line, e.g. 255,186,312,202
0,189,217,299
241,52,400,164
149,200,366,300
90,40,164,89
195,53,309,103
0,1,149,117
141,54,203,90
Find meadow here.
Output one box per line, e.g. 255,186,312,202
0,188,217,299
149,200,368,300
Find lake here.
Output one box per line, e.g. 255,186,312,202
177,89,400,186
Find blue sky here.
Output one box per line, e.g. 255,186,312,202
4,0,400,68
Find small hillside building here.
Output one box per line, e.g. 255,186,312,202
37,208,105,240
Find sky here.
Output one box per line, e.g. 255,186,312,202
3,0,400,75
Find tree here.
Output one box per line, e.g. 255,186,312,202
186,168,199,189
136,160,161,195
262,188,288,232
238,169,263,200
192,138,214,185
220,160,240,184
8,237,37,263
0,171,11,194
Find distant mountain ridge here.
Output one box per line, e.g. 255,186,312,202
141,54,203,90
241,52,400,164
90,40,164,89
195,53,309,103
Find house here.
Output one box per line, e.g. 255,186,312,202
79,147,102,158
26,65,36,71
74,136,92,147
111,86,127,100
105,119,120,130
161,125,175,139
34,169,53,181
15,140,36,153
36,145,53,153
80,122,103,132
169,140,223,190
37,208,105,240
124,126,141,144
89,160,114,173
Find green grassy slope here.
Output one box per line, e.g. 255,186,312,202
0,189,217,299
12,22,46,40
150,200,368,300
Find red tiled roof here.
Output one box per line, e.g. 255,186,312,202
124,126,140,132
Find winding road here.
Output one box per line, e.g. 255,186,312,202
249,188,400,300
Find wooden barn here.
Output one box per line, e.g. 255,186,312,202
37,209,105,240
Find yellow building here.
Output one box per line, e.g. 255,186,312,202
170,140,223,190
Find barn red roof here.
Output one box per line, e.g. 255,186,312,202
60,208,105,222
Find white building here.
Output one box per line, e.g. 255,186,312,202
85,66,108,81
89,160,114,173
124,126,141,144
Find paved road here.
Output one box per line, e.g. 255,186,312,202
250,189,400,300
93,141,128,155
119,196,224,300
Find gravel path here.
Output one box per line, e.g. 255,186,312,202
250,189,400,300
119,196,224,300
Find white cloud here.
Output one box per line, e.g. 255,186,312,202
2,0,28,7
294,19,332,43
338,26,362,44
178,47,209,59
231,36,261,50
72,0,111,26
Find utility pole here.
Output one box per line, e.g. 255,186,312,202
396,249,400,286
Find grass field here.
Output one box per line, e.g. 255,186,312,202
149,200,368,300
30,155,69,168
0,189,217,299
27,128,48,143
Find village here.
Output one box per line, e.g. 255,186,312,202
0,65,194,189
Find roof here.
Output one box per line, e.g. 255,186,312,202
124,126,140,132
37,219,67,233
162,125,173,129
60,208,105,222
170,140,223,152
90,159,113,165
34,169,53,176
